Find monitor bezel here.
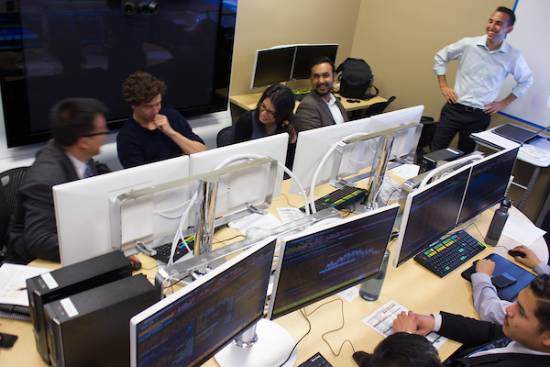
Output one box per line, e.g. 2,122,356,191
290,43,339,80
268,204,399,320
456,147,519,225
393,163,474,268
250,45,296,89
129,237,276,367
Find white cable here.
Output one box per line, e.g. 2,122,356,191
168,191,198,265
308,133,370,214
420,154,483,188
214,153,310,215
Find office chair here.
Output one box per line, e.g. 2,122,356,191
362,95,396,118
216,126,234,147
415,116,438,161
0,166,29,260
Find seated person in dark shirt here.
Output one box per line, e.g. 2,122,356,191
233,83,297,169
398,275,550,366
117,71,206,168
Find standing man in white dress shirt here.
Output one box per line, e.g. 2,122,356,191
431,6,533,153
294,57,349,132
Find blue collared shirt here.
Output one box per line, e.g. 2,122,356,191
434,35,533,109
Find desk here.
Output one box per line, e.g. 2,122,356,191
230,92,387,113
1,187,547,366
472,128,550,212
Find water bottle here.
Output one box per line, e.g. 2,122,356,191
485,198,511,246
359,249,390,301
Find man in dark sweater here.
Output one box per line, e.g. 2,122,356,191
6,98,110,263
117,71,206,168
403,274,550,366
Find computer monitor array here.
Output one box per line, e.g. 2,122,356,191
54,134,289,265
130,238,276,367
394,147,519,267
269,204,399,320
251,44,338,88
290,105,424,193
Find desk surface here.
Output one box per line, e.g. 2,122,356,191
230,92,387,113
1,184,547,366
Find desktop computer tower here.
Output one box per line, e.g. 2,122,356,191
44,274,161,367
26,250,133,364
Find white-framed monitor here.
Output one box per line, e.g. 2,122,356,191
290,105,424,193
129,237,276,367
53,156,191,265
251,46,295,89
189,133,288,217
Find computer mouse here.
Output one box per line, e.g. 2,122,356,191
127,255,142,271
508,249,527,258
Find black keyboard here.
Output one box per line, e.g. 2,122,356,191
153,236,194,263
300,185,367,212
414,229,485,277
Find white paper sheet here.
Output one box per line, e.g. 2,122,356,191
338,285,360,303
276,207,306,224
362,300,447,349
0,264,51,306
500,214,546,249
228,212,281,233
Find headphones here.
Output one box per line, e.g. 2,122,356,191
122,1,159,16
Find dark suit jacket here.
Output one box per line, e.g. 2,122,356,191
439,311,550,366
6,141,108,264
293,92,348,132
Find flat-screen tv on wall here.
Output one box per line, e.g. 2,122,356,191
0,0,237,147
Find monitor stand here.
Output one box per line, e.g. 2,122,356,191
215,319,297,367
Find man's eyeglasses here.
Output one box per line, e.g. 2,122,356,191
259,102,276,118
83,130,110,138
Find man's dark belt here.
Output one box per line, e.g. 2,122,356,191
453,103,484,113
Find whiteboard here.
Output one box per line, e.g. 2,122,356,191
498,0,550,128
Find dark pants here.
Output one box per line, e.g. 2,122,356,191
431,103,491,153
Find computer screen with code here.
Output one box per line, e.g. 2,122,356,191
132,240,275,367
458,148,519,224
396,168,470,266
270,206,398,319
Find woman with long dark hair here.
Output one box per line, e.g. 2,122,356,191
233,83,297,168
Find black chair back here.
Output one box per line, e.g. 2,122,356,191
0,167,29,254
216,126,234,147
362,95,397,117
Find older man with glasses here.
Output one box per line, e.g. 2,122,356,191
5,98,111,264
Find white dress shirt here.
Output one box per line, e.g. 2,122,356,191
434,35,533,109
325,94,345,125
471,263,550,324
67,153,88,179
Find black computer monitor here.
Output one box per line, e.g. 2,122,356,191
458,147,519,224
269,205,398,320
291,44,338,80
394,167,471,267
129,239,276,367
251,47,295,88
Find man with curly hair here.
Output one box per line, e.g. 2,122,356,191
117,71,206,168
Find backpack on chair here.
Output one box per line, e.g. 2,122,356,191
336,58,379,99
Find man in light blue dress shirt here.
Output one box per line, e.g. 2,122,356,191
432,6,533,153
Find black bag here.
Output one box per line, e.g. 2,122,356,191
336,58,379,99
